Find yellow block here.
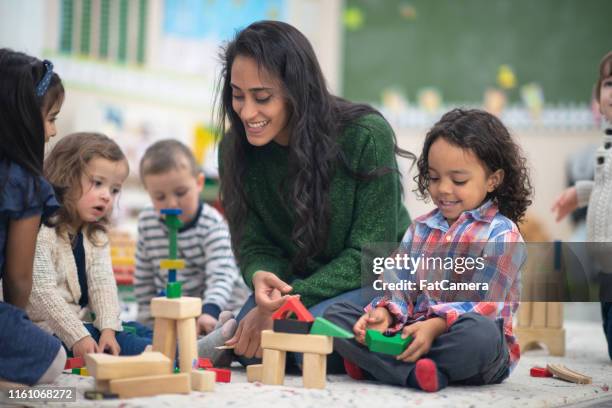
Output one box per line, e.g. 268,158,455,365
84,352,172,380
160,259,186,270
111,256,135,266
110,373,191,398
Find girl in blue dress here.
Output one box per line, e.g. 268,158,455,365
0,49,66,385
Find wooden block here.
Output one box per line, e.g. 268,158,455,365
153,317,177,361
261,349,286,385
365,330,412,355
531,302,547,327
517,301,532,327
310,317,354,338
546,302,563,329
109,373,191,398
515,327,565,356
64,356,85,369
95,379,110,392
246,364,263,382
84,352,172,380
160,259,186,270
191,370,215,391
150,296,202,319
547,364,592,384
177,318,198,373
79,367,89,376
261,330,333,354
198,357,213,369
271,296,314,322
302,352,326,389
273,318,313,334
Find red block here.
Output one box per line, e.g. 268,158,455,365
205,367,231,382
271,296,314,322
198,357,213,369
530,366,553,377
64,357,85,370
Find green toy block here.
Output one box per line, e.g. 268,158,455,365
365,329,412,355
72,368,81,374
310,317,354,338
166,281,182,298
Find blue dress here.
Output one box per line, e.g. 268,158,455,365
0,159,62,385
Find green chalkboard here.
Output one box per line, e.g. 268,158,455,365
342,0,612,104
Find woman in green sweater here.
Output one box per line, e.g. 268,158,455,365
218,20,413,363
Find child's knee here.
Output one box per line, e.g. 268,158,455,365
36,346,66,385
453,313,502,359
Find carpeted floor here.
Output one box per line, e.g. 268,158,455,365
1,320,611,408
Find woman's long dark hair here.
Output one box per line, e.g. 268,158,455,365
216,21,414,273
0,48,64,191
415,108,532,224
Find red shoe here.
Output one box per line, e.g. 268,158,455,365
415,358,439,392
343,358,365,380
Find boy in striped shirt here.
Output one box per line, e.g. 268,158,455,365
135,140,249,344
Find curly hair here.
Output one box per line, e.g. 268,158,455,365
216,21,414,273
44,132,128,245
415,108,532,224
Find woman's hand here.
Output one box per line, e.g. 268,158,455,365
72,335,99,358
98,329,121,355
224,306,274,358
252,271,293,312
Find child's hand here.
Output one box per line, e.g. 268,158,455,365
353,307,392,344
551,186,578,222
98,329,121,355
72,335,99,358
197,313,218,335
396,317,446,362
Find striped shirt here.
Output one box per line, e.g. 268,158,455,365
367,200,525,372
135,202,250,325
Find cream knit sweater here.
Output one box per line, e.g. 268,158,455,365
26,225,122,348
575,126,612,273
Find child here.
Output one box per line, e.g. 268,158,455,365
27,132,152,358
552,51,612,359
0,49,66,385
134,139,249,349
324,109,532,392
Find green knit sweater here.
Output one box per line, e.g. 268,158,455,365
225,113,410,307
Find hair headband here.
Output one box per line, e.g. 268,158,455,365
35,60,54,97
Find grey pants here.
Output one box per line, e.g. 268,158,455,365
323,302,511,387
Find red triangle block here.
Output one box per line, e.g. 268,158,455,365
271,296,314,322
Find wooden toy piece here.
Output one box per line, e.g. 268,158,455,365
79,367,89,376
177,318,198,373
160,208,183,216
191,370,215,391
273,318,313,334
302,352,326,389
262,349,286,385
150,296,202,320
152,317,177,360
310,317,354,338
205,367,232,383
161,209,183,261
530,366,553,377
515,326,565,356
109,373,191,399
95,379,110,392
246,364,263,382
198,357,213,369
365,330,412,355
84,390,119,400
166,281,182,299
84,351,172,380
160,259,186,270
261,330,333,354
71,368,81,374
271,296,314,322
64,356,85,370
547,364,592,384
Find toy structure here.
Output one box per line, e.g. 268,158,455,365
109,230,136,286
516,240,565,356
247,297,353,389
84,208,217,398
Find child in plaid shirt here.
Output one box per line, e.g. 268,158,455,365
324,109,532,392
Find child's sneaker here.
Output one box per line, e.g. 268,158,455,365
343,358,365,380
414,358,447,392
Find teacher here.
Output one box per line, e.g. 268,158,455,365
217,20,413,361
